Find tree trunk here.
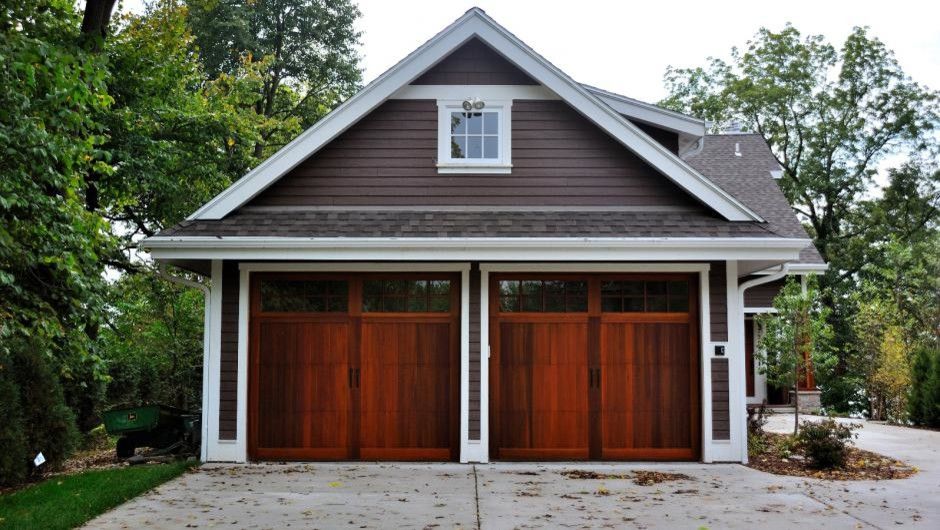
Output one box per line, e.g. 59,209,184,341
80,0,118,212
80,0,118,51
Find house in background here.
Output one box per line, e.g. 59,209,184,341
141,8,824,464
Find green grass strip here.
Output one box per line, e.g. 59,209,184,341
0,461,196,530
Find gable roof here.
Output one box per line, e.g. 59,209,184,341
187,7,761,222
683,133,808,239
583,84,706,153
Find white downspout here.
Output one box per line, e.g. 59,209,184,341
736,263,790,463
157,264,211,462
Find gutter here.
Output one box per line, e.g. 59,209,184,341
156,265,211,462
735,262,790,464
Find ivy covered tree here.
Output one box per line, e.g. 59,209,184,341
757,276,835,433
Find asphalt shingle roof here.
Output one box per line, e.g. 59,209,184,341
159,209,780,239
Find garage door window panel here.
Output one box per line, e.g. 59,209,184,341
498,279,587,313
363,279,451,313
601,280,690,313
260,279,348,313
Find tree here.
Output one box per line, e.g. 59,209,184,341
908,347,937,426
97,1,262,248
661,25,939,412
188,0,363,157
757,276,834,433
1,0,114,434
101,272,205,410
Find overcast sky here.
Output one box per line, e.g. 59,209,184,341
120,0,939,104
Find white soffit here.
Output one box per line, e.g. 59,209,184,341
186,8,760,222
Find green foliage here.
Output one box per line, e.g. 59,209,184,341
0,0,113,359
853,298,914,422
101,271,205,410
908,347,940,427
0,356,28,487
0,0,113,484
0,461,195,529
188,0,362,156
795,418,858,469
757,277,834,400
99,1,261,245
663,24,940,414
0,340,80,486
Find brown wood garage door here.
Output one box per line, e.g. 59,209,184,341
248,273,460,461
490,274,700,461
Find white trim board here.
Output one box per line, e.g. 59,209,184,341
142,236,810,263
183,8,760,222
228,262,473,464
477,262,712,464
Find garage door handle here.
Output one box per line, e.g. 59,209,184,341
348,368,353,388
589,368,601,388
354,368,360,388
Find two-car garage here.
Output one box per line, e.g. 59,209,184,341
248,272,700,462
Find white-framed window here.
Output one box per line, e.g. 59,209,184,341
436,99,511,174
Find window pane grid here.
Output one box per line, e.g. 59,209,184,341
450,111,498,160
497,280,587,313
601,280,690,313
260,280,349,313
363,280,451,313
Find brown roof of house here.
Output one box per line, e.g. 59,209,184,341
158,209,781,239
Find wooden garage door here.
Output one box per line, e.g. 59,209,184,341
249,273,459,461
490,274,700,461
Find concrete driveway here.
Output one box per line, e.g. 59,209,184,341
85,416,939,529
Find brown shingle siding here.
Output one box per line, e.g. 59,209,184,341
411,38,537,85
468,263,481,439
219,261,239,440
709,262,728,342
245,98,705,209
711,358,730,440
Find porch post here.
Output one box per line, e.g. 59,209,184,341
204,260,224,460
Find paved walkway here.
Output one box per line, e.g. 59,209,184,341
85,416,939,529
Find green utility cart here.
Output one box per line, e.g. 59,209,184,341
103,404,201,458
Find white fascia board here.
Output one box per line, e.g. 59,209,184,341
141,236,809,262
584,85,706,138
188,8,760,223
753,263,829,274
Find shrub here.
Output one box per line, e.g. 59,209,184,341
747,403,769,456
796,418,858,469
0,338,80,485
774,434,799,459
0,356,29,486
909,347,940,428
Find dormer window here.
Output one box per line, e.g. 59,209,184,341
437,100,511,173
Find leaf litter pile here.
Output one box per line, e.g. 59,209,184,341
560,469,692,485
748,432,917,480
